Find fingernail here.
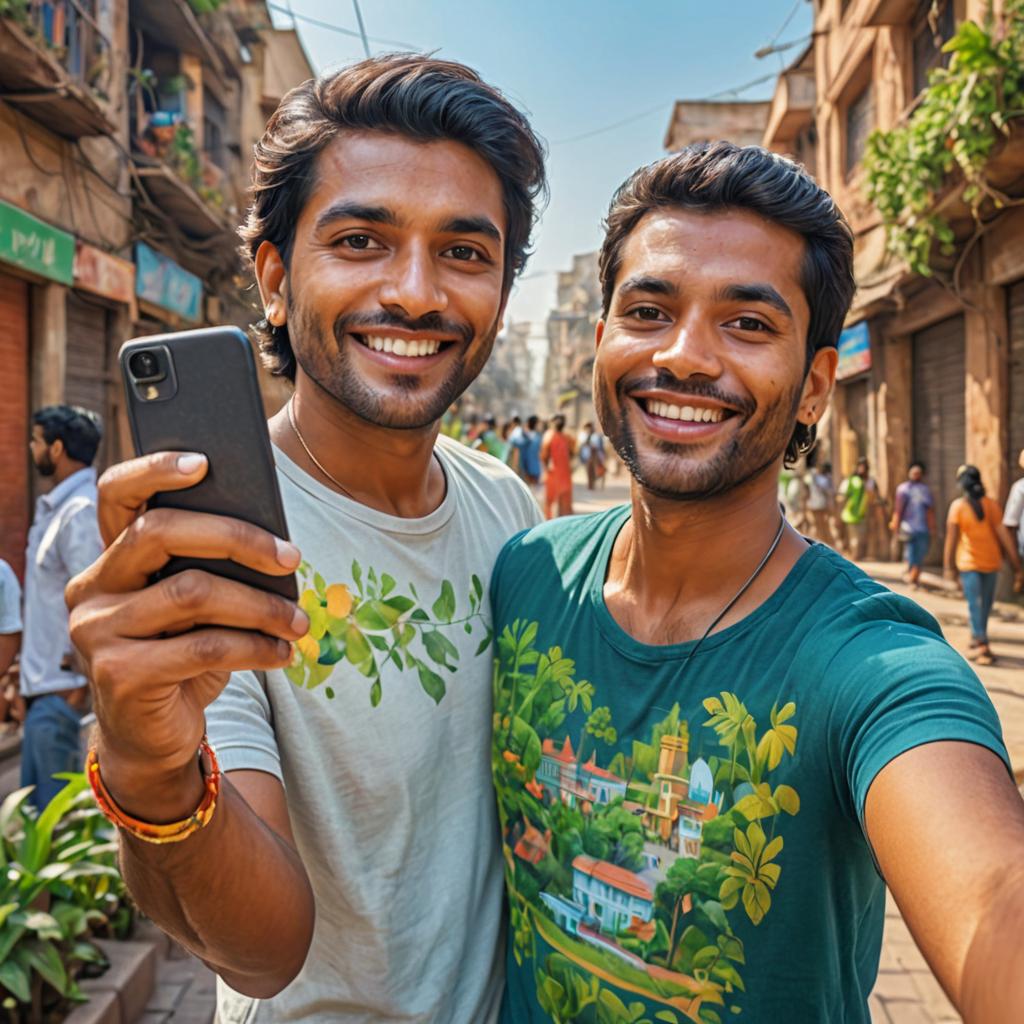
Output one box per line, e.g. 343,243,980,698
275,538,301,567
177,453,206,474
291,607,309,634
277,640,292,661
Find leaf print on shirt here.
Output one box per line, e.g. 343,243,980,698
492,619,801,1022
286,559,491,706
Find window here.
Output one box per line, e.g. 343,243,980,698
912,0,955,97
845,82,875,176
203,88,227,170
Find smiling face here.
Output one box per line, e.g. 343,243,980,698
262,131,508,430
595,207,833,501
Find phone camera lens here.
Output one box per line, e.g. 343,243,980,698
129,349,164,382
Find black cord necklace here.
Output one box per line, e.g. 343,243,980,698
675,513,788,674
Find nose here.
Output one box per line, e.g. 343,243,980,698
378,241,448,321
651,314,723,380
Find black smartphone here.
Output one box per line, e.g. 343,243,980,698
120,326,298,601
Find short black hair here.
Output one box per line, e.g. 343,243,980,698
599,142,855,466
241,53,548,381
910,460,926,473
32,405,102,465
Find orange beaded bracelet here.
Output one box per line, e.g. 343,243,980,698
86,736,221,845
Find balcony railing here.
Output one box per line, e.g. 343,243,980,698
0,0,115,136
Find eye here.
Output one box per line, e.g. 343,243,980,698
627,305,667,322
336,234,383,251
444,244,484,262
727,315,771,332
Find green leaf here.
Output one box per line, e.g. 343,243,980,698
368,635,388,652
410,608,430,622
317,634,346,666
474,627,494,657
313,572,327,598
351,560,363,593
432,580,456,623
345,625,371,666
69,941,106,964
381,574,396,597
0,924,27,965
510,717,543,774
691,944,720,969
0,904,17,929
14,939,68,995
471,573,483,603
0,960,30,1003
774,784,800,816
0,787,33,839
416,663,446,704
383,595,415,614
370,680,382,707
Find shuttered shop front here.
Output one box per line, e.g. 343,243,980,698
912,315,966,562
65,292,113,471
0,272,30,576
1009,280,1024,464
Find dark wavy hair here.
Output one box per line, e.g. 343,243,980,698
239,53,548,381
32,405,102,465
598,141,855,466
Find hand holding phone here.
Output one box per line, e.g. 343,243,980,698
64,329,308,820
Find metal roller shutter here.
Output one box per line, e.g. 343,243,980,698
1009,280,1024,465
65,292,112,471
0,272,30,577
912,315,966,563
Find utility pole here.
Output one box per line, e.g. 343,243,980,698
352,0,371,58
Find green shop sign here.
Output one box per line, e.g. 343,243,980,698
0,200,75,284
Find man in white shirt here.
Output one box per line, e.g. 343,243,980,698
23,405,103,806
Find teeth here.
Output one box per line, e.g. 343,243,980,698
361,336,442,357
647,400,723,423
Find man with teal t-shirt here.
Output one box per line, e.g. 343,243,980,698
490,144,1024,1023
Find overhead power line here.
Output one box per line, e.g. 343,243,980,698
265,3,419,50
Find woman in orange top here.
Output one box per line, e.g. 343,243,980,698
541,414,576,519
944,465,1023,665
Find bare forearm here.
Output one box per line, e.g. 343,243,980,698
117,774,314,996
960,871,1024,1022
0,634,18,680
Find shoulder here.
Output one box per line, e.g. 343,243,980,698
983,496,1003,518
0,560,20,599
435,434,539,530
492,506,628,597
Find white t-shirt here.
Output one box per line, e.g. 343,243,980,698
1004,476,1024,554
207,437,541,1023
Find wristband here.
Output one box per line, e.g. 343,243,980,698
86,736,221,844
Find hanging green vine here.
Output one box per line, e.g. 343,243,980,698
863,0,1024,277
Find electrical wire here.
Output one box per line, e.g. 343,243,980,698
265,2,419,50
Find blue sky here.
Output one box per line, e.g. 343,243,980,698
269,0,813,337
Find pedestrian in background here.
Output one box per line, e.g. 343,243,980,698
522,414,543,486
579,421,606,490
944,464,1023,666
803,451,835,545
891,460,936,588
0,558,22,732
22,405,103,807
838,457,876,559
1003,446,1024,568
542,414,575,518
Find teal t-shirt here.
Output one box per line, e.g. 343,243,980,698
489,505,1008,1024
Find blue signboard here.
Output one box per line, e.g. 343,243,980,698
836,320,871,380
134,242,202,323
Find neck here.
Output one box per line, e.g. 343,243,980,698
269,369,445,518
52,460,87,486
605,461,807,645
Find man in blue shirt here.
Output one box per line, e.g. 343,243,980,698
22,406,103,806
890,460,936,586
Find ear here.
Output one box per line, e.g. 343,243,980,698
798,346,838,428
595,318,605,350
49,437,65,463
255,241,288,326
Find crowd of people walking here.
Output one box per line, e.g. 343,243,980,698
440,402,610,519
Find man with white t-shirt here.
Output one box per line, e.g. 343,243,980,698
66,55,546,1022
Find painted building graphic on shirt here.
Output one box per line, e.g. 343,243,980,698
492,618,801,1023
285,559,492,707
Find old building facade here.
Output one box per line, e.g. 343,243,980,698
763,0,1023,565
0,0,313,576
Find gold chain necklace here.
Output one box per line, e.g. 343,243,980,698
286,399,356,499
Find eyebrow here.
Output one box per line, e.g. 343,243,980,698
437,215,502,244
617,274,679,298
717,283,793,320
314,202,398,232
